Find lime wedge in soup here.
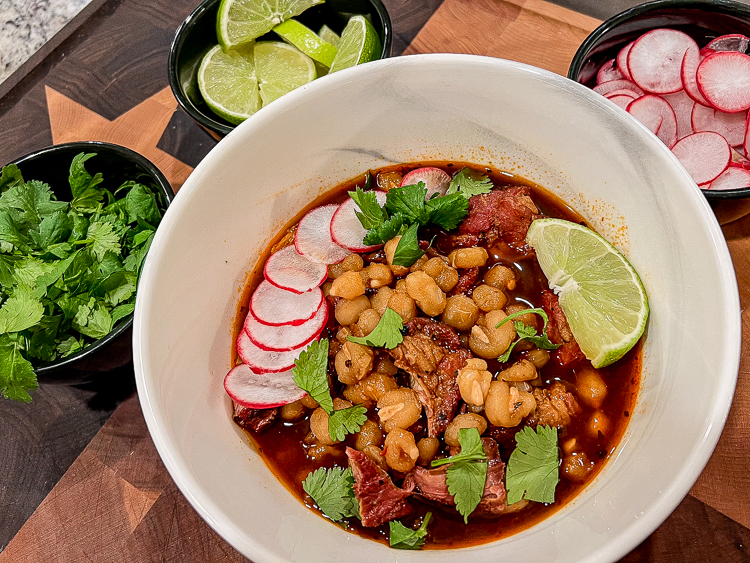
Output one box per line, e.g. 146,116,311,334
329,15,382,73
197,44,261,124
525,218,649,368
273,18,338,67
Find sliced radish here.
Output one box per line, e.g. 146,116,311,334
250,280,323,326
628,29,697,94
237,330,312,373
708,164,750,190
696,52,750,113
617,41,635,81
593,79,645,97
607,94,637,110
732,147,750,169
699,46,717,58
330,191,388,252
401,167,451,199
682,43,712,107
295,204,350,264
706,34,750,54
691,104,748,146
745,112,750,158
264,245,328,294
628,95,678,147
662,90,695,140
604,88,640,100
224,363,305,409
597,58,625,84
671,131,731,184
244,300,328,351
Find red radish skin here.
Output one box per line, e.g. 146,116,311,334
691,104,748,146
617,41,635,81
604,89,640,102
671,131,732,184
709,164,750,190
628,95,678,147
264,245,328,294
681,44,711,106
224,364,306,409
732,147,750,169
593,79,645,97
597,59,625,84
628,29,697,94
706,34,750,54
696,52,750,113
607,94,637,110
745,112,750,158
662,90,695,140
295,204,350,265
400,167,451,199
237,331,312,373
244,300,328,351
250,280,323,326
330,191,388,252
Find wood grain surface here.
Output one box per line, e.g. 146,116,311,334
1,0,749,560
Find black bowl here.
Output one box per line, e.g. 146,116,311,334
6,141,173,384
568,0,750,200
168,0,392,140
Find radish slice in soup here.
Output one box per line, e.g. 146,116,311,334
330,191,388,251
224,364,305,408
628,94,678,147
250,280,323,326
237,331,312,373
627,29,697,94
264,245,328,294
295,204,350,264
696,52,750,113
400,167,451,199
244,300,328,351
671,131,731,184
691,104,748,146
709,165,750,190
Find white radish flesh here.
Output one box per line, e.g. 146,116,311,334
604,88,640,100
264,245,328,294
607,94,637,110
671,131,731,184
400,167,451,199
662,90,695,140
250,280,323,326
597,58,625,84
706,34,750,54
237,331,312,373
628,95,678,147
709,165,750,190
628,29,698,94
745,112,750,158
696,52,750,113
244,300,328,351
330,191,387,252
691,104,748,146
617,41,635,81
681,43,711,106
295,204,350,264
224,364,305,409
593,79,645,97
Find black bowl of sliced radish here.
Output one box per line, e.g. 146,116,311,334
569,0,750,198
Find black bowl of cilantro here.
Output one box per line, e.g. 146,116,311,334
0,141,173,399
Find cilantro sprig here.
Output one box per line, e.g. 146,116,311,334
302,466,360,522
389,512,433,549
446,167,493,199
292,339,367,440
495,308,561,363
506,425,560,504
347,308,404,349
431,427,487,522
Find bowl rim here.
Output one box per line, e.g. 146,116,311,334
567,0,750,200
5,140,174,376
167,0,393,138
136,53,741,562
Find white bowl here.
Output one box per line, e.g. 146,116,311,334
134,54,740,563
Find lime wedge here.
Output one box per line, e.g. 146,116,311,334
526,218,649,368
318,24,341,47
254,41,316,105
217,0,324,50
197,44,261,125
328,15,382,73
273,19,337,67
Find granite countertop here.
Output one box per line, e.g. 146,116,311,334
0,0,92,85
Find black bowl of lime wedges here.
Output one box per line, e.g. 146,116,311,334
169,0,392,139
0,141,173,399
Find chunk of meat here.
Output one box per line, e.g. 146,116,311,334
459,187,542,253
526,382,579,429
233,403,278,433
346,447,413,527
450,266,480,296
540,290,586,366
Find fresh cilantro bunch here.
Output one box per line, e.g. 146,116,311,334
0,153,165,402
495,308,560,363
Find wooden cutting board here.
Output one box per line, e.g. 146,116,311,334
2,0,749,561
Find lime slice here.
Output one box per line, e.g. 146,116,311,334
318,24,341,47
197,44,261,125
328,15,382,74
217,0,323,50
526,218,649,368
273,19,337,67
254,41,316,105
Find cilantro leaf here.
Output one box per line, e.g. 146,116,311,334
69,153,106,211
72,297,114,339
302,466,359,522
0,164,25,194
349,187,387,230
85,221,121,260
496,308,560,363
0,179,68,226
0,337,37,402
362,212,406,246
392,223,424,267
385,183,429,224
111,303,135,324
347,308,404,349
0,286,44,334
123,183,161,225
447,167,493,199
506,425,559,504
328,404,368,442
425,192,468,231
389,512,432,549
31,210,73,249
27,315,62,362
291,339,333,413
57,336,85,357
